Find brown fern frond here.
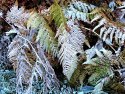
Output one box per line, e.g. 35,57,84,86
91,7,125,28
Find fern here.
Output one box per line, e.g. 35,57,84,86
93,20,125,46
49,1,94,80
50,1,88,80
58,20,86,80
6,4,60,93
8,28,60,94
27,12,42,29
6,4,29,29
3,1,125,93
90,6,125,46
64,1,95,22
27,12,58,57
50,0,67,28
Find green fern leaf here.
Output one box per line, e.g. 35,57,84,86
50,0,67,28
27,12,58,57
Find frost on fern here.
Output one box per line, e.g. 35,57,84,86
8,28,60,94
91,6,125,46
5,4,60,93
58,20,86,80
6,4,29,29
64,1,95,22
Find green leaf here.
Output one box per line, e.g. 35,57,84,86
50,1,67,28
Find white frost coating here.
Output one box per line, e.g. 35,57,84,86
6,5,29,29
64,1,95,22
121,33,125,44
58,20,86,80
115,29,120,43
93,19,106,32
103,27,112,41
0,11,3,17
100,27,106,38
109,0,116,11
6,29,18,35
110,27,115,42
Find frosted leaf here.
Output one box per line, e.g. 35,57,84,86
64,1,95,22
103,27,112,41
85,47,96,59
6,5,29,29
0,11,3,17
109,0,116,11
121,33,125,44
83,58,97,65
105,38,113,45
6,29,18,35
100,27,107,38
100,48,112,59
93,19,106,32
58,20,86,80
109,27,116,42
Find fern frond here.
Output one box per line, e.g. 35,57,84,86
84,40,113,65
95,24,125,45
27,12,58,57
58,20,86,80
6,4,30,29
27,12,42,29
8,28,60,94
37,25,58,57
91,7,125,27
59,42,78,80
72,1,96,12
50,1,67,27
90,7,125,46
64,1,95,22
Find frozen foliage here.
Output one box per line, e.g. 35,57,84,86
6,5,29,29
64,1,95,22
0,70,16,94
58,20,86,80
1,0,125,94
8,28,60,94
109,0,116,11
0,35,11,69
0,11,3,17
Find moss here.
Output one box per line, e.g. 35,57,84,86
88,61,111,85
69,58,111,87
69,63,95,87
